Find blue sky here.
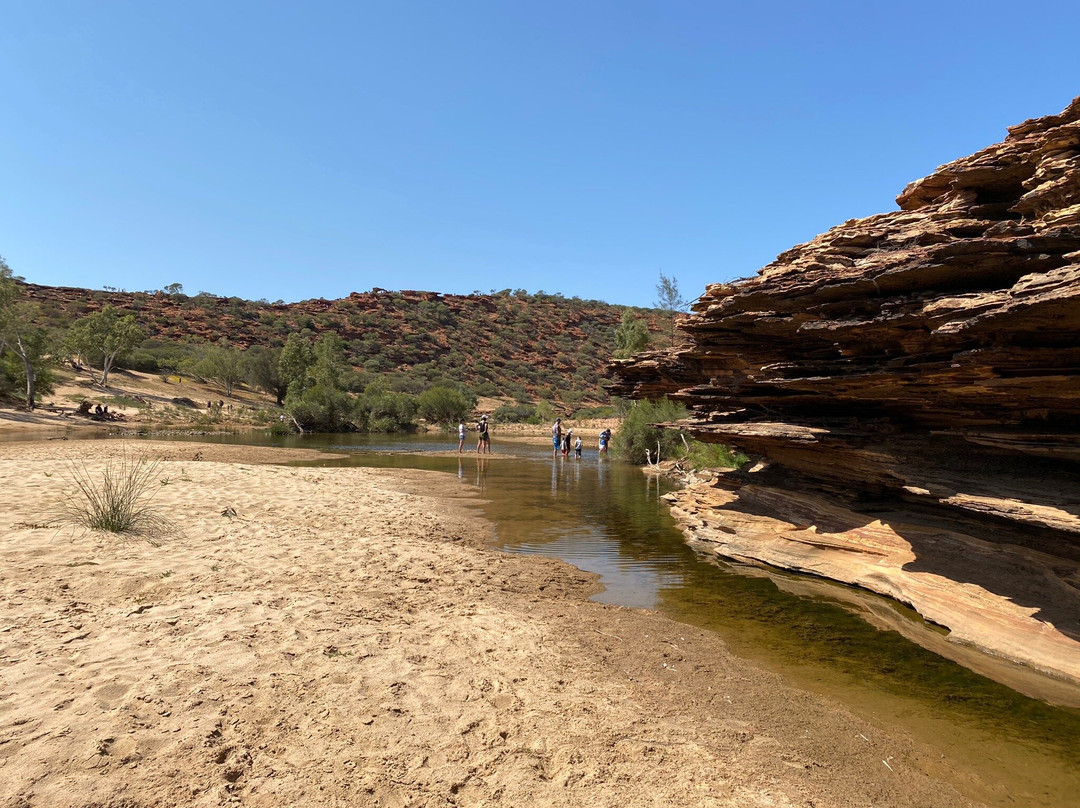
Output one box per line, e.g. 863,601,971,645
2,1,1078,308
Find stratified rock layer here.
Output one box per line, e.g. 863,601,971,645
609,97,1080,691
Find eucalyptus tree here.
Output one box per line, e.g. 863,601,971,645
0,256,55,409
278,332,315,397
244,345,287,405
66,305,144,387
197,339,246,397
282,333,356,432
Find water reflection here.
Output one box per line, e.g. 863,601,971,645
106,430,1080,807
475,455,489,494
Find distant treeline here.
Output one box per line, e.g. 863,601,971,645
20,282,665,409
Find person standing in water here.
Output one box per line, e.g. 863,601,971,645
476,415,491,454
552,418,562,458
563,429,573,457
457,419,467,453
574,435,583,458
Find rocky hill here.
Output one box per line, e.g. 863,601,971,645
608,97,1080,692
22,283,661,405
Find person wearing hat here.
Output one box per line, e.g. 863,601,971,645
476,415,491,454
552,418,562,457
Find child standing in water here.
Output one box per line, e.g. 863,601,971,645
574,435,582,458
457,420,466,453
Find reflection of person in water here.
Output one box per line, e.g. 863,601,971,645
474,455,489,493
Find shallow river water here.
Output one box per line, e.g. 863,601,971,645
77,431,1080,806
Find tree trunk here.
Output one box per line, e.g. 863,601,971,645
100,353,116,387
24,361,36,410
13,333,36,411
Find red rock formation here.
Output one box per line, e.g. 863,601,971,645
609,97,1080,693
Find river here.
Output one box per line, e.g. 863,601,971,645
68,430,1080,806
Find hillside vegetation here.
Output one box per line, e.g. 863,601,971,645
19,281,663,410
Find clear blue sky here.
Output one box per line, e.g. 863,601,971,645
2,1,1078,308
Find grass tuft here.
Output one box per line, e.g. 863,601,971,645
58,450,173,543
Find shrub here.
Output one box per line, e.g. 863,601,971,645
684,440,749,470
614,310,650,358
417,385,471,426
285,383,357,432
572,404,616,420
355,381,417,432
493,401,540,423
614,399,689,465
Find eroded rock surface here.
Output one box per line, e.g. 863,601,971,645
609,97,1080,690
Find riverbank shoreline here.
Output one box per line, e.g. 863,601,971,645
0,438,992,808
651,462,1080,705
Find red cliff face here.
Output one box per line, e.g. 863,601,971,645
609,98,1080,692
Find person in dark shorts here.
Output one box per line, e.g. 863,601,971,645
476,415,491,454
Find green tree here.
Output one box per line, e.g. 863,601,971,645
0,323,56,409
244,345,287,405
197,339,246,397
311,332,348,390
278,333,315,397
282,333,360,432
417,385,471,426
284,382,355,432
66,305,144,387
613,310,649,359
654,270,688,342
0,257,56,409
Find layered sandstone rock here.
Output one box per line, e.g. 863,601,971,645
609,97,1080,691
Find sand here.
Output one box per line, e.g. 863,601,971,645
0,438,985,807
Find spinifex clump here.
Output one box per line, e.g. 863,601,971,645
59,449,171,543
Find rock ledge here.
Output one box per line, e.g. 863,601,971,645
609,97,1080,691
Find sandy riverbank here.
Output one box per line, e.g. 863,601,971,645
1,439,984,807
